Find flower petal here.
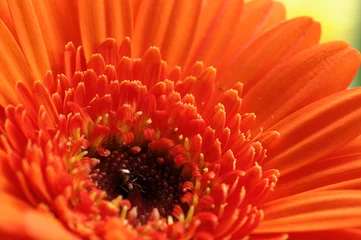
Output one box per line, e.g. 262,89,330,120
287,229,361,240
268,135,361,201
242,41,361,131
159,0,202,68
264,88,361,175
0,19,34,101
104,0,132,46
0,192,80,240
78,0,106,60
7,0,50,81
30,0,72,75
220,17,321,93
218,0,286,72
183,0,243,69
0,0,14,35
269,153,361,200
256,190,361,233
132,0,174,57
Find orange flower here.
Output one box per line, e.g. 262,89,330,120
1,0,361,239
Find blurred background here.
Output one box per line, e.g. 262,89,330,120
278,0,361,86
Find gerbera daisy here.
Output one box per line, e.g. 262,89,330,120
1,0,361,239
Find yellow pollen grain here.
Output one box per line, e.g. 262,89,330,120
135,111,143,116
120,205,128,220
145,118,152,125
199,153,204,166
219,203,227,218
111,195,123,208
99,191,107,201
93,136,105,147
195,179,201,191
167,215,174,225
184,137,190,150
95,116,102,126
202,167,209,173
89,191,98,201
78,180,86,190
193,194,199,206
74,128,81,140
103,113,109,125
71,151,88,164
178,134,183,141
205,187,211,195
178,213,185,222
185,205,195,224
70,168,79,175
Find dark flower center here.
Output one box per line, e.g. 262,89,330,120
88,141,190,224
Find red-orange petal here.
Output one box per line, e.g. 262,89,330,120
242,41,361,131
220,17,321,93
264,88,361,175
7,0,50,81
269,153,361,200
159,0,202,68
132,0,174,57
288,229,361,240
218,0,286,72
0,192,80,240
256,190,361,233
183,0,243,69
104,0,132,46
78,0,106,60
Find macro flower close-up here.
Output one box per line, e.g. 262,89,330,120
1,0,361,239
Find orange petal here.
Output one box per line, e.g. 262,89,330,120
132,0,174,57
255,190,361,233
159,0,202,68
30,0,70,75
264,88,361,175
78,0,106,61
288,229,361,240
0,192,80,240
218,0,286,72
53,0,81,47
7,0,50,82
0,0,15,36
242,41,361,131
220,17,321,93
104,0,132,46
0,74,17,105
324,134,361,157
0,19,34,93
269,153,361,200
183,0,243,70
0,151,22,198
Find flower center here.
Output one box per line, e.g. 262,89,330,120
88,140,190,224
